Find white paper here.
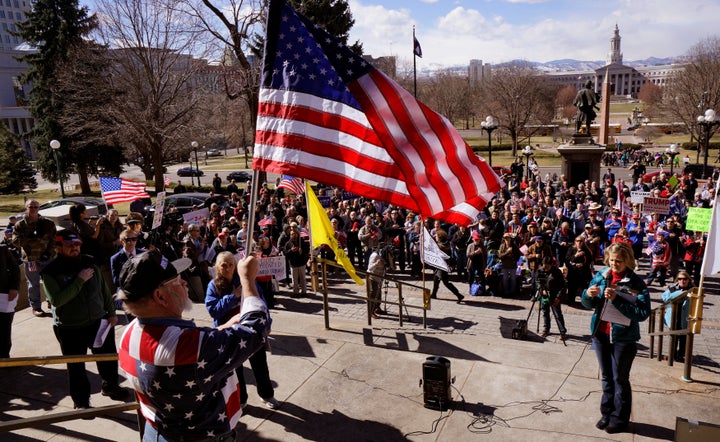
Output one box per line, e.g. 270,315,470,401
93,319,111,348
0,293,18,313
600,285,637,326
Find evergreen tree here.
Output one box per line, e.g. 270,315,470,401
0,124,37,194
288,0,363,55
14,0,98,188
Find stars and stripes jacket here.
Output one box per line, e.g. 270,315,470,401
119,297,268,440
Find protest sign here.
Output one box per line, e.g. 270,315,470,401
182,208,210,225
642,197,670,215
686,207,713,233
630,191,651,205
152,192,166,230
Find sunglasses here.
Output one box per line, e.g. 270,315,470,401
677,277,689,281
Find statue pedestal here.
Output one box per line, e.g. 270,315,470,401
557,141,606,186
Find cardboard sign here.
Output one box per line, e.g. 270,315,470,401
152,192,166,230
630,191,651,204
642,197,670,215
182,208,210,225
686,207,712,233
257,255,287,279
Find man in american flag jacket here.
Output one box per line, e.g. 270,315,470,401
117,250,269,441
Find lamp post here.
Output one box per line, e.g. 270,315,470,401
697,109,718,179
50,139,65,198
522,145,533,181
480,116,498,167
191,140,201,187
666,144,679,175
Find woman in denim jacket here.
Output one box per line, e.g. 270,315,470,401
581,242,650,434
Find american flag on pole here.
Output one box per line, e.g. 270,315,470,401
164,175,171,187
615,179,632,225
99,177,150,204
252,0,503,226
277,175,305,195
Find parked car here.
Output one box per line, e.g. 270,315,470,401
177,167,204,177
206,149,223,157
492,166,512,177
226,171,252,183
15,196,109,222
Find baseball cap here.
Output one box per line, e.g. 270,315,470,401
56,230,82,244
534,236,544,241
584,223,593,229
471,230,481,240
118,250,191,302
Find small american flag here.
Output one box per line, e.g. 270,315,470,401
99,177,150,204
277,175,305,195
164,175,171,186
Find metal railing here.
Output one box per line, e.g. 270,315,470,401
0,354,141,436
647,287,704,382
311,257,432,330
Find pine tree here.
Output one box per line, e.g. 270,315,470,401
0,124,37,194
14,0,97,186
288,0,363,54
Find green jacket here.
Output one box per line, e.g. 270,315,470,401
12,216,57,262
41,254,114,328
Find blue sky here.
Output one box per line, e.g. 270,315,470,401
347,0,719,68
80,0,720,68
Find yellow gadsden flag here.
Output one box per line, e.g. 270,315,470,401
305,181,364,285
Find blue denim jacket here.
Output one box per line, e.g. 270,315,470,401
581,267,651,342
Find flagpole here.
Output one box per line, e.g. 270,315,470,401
413,26,418,99
683,180,720,382
244,169,262,255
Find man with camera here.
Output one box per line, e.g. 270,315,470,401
535,256,568,340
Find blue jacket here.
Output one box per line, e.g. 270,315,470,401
661,283,690,329
581,267,651,342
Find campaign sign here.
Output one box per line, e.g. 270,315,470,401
686,207,712,233
630,191,651,205
642,197,670,215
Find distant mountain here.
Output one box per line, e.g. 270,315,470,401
414,56,679,77
498,57,679,72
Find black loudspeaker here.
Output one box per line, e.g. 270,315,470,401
422,356,451,411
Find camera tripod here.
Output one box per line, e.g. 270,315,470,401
382,278,411,322
526,288,567,347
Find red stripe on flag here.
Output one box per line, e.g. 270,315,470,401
174,329,200,365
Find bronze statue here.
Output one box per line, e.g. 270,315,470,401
573,80,600,134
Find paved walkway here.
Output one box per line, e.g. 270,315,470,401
2,257,719,441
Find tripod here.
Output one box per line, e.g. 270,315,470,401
383,277,411,321
527,288,567,347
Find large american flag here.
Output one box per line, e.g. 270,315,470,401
252,0,503,225
277,175,305,195
99,177,150,204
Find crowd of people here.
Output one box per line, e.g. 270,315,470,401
0,158,716,436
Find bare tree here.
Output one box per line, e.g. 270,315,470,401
478,62,555,156
422,70,473,128
94,0,212,191
555,84,577,121
660,36,720,148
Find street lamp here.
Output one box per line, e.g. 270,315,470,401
522,145,534,181
480,116,498,167
665,144,679,175
191,140,201,187
49,139,65,198
697,109,718,179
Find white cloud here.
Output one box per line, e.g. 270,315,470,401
350,0,720,68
